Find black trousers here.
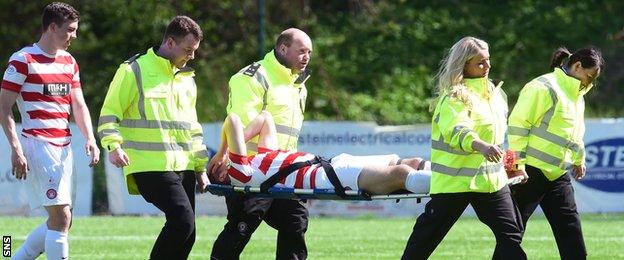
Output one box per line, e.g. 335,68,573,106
134,171,196,260
402,185,526,260
211,194,308,260
510,165,587,260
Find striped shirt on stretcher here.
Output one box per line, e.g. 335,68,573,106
227,148,360,191
1,43,81,146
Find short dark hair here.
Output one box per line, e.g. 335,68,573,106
163,16,203,43
42,2,79,31
275,31,295,50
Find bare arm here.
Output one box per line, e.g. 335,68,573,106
243,113,267,142
206,115,243,183
0,89,21,151
0,89,28,179
70,88,100,167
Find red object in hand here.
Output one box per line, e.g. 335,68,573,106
504,150,526,185
504,150,517,172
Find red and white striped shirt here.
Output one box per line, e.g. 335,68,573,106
228,148,325,189
2,44,80,146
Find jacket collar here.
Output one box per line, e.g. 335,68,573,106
553,67,590,99
262,50,303,84
464,77,491,99
148,46,194,76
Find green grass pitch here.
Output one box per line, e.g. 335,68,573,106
1,214,622,259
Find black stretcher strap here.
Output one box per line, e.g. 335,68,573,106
317,157,347,198
259,155,348,198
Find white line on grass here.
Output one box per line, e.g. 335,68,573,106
10,235,624,243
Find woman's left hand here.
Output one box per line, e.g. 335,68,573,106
573,164,586,180
472,140,503,162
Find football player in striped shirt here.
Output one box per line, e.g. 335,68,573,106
207,111,431,195
0,2,99,259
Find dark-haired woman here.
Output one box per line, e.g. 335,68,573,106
508,47,603,259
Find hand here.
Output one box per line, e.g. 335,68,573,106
207,152,229,184
472,140,504,162
11,150,29,180
573,164,586,180
507,169,529,185
108,147,130,168
85,139,100,167
196,171,210,193
211,165,230,184
206,152,223,176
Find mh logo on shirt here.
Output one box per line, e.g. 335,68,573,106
43,83,70,96
581,138,624,192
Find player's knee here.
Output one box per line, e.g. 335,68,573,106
259,110,273,121
46,208,71,232
226,113,242,127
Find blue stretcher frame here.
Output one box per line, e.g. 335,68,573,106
207,184,430,201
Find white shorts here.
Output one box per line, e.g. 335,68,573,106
21,136,74,209
314,153,400,191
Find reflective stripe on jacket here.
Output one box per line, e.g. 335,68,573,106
227,50,308,152
508,68,589,181
430,78,508,194
98,47,208,194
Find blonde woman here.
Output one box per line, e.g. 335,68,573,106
401,37,526,259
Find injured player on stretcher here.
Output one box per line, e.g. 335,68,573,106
207,111,431,195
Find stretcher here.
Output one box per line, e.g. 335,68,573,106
207,184,430,201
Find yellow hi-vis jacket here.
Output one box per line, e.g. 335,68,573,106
430,78,508,194
227,50,309,152
508,68,589,181
97,47,209,194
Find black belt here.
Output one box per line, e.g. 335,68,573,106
259,155,347,198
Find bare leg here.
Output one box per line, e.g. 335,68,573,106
221,114,248,155
45,205,71,232
243,111,278,150
396,157,427,170
357,164,413,194
44,204,71,259
222,111,279,155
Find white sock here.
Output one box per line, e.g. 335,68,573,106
422,161,431,171
405,170,431,194
45,230,68,260
12,222,47,260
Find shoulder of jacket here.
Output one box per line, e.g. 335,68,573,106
241,62,261,77
124,50,148,64
526,77,554,92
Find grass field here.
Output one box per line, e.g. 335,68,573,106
1,214,622,259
